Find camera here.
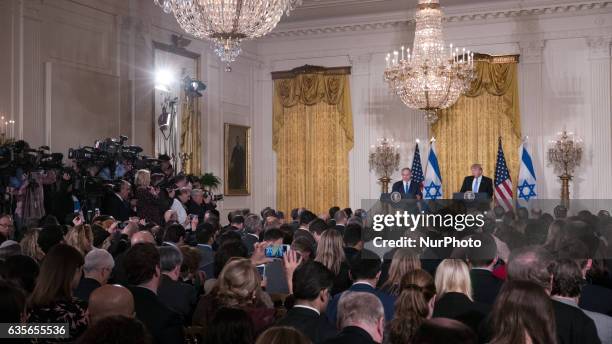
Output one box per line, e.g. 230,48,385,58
203,190,223,202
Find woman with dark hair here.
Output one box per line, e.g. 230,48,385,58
205,307,255,344
488,280,557,344
27,244,88,342
0,280,27,323
77,315,152,344
412,318,477,344
387,269,436,344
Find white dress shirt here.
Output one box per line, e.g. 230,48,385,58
171,198,188,227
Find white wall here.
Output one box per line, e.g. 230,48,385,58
255,0,612,210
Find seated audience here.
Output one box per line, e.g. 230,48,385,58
19,227,45,262
387,269,436,344
432,259,489,332
323,291,385,344
205,307,255,344
411,318,477,344
242,214,262,255
157,246,197,321
77,315,152,344
123,243,184,344
342,223,363,261
256,326,311,344
315,229,351,295
0,254,39,293
507,245,600,344
88,284,135,324
333,210,348,234
327,249,395,324
37,224,65,253
162,223,186,246
552,259,612,344
74,248,114,302
277,261,337,343
195,223,215,277
27,244,88,342
193,257,275,335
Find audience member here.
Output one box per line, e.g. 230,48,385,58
379,248,421,296
324,291,384,344
19,227,45,261
74,248,114,302
411,318,477,344
123,243,184,344
343,223,363,261
466,233,503,305
315,229,351,295
387,269,436,344
0,254,39,293
277,261,337,343
157,245,197,321
27,244,88,342
88,284,135,324
0,280,27,323
205,307,255,344
256,326,311,344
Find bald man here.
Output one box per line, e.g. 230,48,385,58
88,284,135,324
131,231,155,246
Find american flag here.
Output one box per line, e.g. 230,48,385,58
411,142,424,191
494,137,513,210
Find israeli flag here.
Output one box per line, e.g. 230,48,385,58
423,139,443,200
517,141,537,206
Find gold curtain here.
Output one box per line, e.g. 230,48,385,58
432,55,520,196
273,71,353,215
180,92,201,175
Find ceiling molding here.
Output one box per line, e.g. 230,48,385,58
267,1,612,39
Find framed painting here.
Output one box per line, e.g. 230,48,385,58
224,123,251,195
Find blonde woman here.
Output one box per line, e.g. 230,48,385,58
432,258,488,332
192,258,275,335
315,229,351,295
64,224,94,255
380,248,421,295
134,169,165,225
20,227,45,262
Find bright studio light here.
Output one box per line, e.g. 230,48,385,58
155,69,173,92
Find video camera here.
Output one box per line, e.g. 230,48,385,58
0,140,63,176
203,190,224,202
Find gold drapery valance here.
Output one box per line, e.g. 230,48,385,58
273,66,353,215
432,54,521,197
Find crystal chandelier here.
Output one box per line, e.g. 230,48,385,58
369,138,401,193
384,0,475,123
154,0,302,71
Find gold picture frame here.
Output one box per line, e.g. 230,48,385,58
224,123,251,195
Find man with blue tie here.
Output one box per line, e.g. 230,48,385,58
460,163,494,198
391,167,422,199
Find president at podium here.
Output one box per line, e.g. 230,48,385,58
459,163,494,198
391,167,422,199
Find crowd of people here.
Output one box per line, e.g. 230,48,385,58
1,166,612,344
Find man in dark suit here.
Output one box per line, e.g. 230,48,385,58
277,261,337,343
323,291,384,344
195,223,215,279
102,180,133,222
123,243,184,344
466,233,503,305
157,246,197,323
75,248,114,302
391,167,422,199
460,164,494,198
327,250,395,324
333,210,348,235
242,214,262,255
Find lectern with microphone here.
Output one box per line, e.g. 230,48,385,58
452,192,491,210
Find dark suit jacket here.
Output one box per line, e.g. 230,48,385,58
552,299,601,344
580,283,612,316
470,269,503,305
327,283,395,325
128,286,185,344
333,224,346,235
157,275,198,323
391,180,422,199
186,200,215,223
102,193,132,222
322,326,378,344
196,244,214,279
74,277,101,303
433,292,489,333
460,176,494,198
276,306,337,344
242,233,259,256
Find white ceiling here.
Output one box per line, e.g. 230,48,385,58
282,0,496,22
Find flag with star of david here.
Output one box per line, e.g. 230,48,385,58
494,137,513,211
411,142,425,192
517,141,537,207
423,139,443,200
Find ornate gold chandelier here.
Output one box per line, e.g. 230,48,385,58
384,0,475,123
154,0,302,71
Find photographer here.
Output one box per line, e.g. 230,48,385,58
186,188,217,223
134,169,167,225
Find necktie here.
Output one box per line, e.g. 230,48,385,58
473,177,479,192
404,182,408,194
